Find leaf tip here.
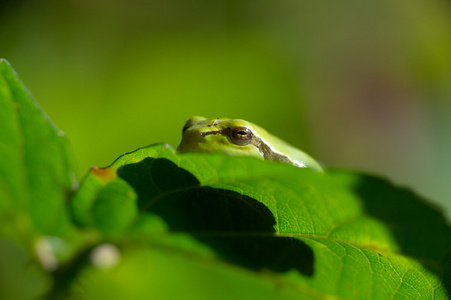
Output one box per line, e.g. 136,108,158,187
0,59,12,70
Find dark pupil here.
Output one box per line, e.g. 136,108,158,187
230,127,253,146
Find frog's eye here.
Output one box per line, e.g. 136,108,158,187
230,127,253,146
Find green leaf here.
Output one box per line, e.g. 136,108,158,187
0,59,77,237
70,144,451,299
0,59,80,299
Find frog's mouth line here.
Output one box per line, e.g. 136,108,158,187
200,129,300,167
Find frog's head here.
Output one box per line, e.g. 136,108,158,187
177,116,263,159
178,116,323,171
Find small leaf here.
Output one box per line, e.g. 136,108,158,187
71,144,451,299
0,59,77,237
0,59,81,299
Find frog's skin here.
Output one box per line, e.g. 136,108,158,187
177,117,323,171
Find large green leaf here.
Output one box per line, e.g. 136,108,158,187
0,59,79,299
70,144,451,299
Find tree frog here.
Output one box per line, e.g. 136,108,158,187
177,117,323,171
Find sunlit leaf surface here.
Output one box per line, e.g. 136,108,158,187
71,144,451,299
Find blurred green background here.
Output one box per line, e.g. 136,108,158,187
1,0,451,219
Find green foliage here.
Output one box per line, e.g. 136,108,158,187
1,59,450,299
0,59,80,299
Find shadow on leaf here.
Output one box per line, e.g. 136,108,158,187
117,157,314,276
354,175,451,296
